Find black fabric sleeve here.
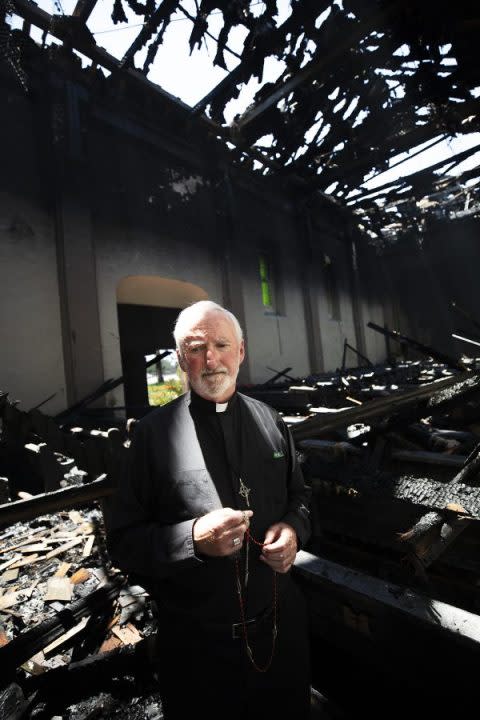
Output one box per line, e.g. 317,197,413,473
105,419,202,580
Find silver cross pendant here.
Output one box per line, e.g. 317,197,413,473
238,477,251,508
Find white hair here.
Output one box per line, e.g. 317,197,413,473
173,301,243,352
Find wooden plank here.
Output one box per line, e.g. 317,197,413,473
54,562,72,578
70,568,91,585
0,529,52,555
82,535,95,557
0,579,123,670
42,617,89,656
44,577,74,602
0,476,112,528
98,636,122,653
0,556,22,572
45,537,84,560
17,543,49,554
111,624,142,646
0,591,22,611
1,568,19,583
10,554,39,569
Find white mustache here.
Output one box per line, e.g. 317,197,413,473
202,369,228,377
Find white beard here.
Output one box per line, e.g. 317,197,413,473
193,367,236,401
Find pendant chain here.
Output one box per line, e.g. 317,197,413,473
234,527,277,673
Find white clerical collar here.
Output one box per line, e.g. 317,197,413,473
216,402,228,413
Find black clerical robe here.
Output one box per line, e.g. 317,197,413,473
107,390,311,624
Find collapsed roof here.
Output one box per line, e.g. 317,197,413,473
3,0,480,244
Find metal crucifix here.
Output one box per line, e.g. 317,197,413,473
238,477,251,508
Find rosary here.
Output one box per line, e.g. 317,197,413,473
235,477,277,673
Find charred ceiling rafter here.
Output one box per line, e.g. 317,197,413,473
350,141,480,208
72,0,99,23
5,0,480,241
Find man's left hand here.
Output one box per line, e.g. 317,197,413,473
260,522,298,574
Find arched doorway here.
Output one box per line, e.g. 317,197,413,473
116,276,208,416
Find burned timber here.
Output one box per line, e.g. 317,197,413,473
2,356,480,718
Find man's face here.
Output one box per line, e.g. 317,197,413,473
177,310,245,403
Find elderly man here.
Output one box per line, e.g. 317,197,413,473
107,300,311,719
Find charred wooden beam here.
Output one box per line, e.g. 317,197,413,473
0,577,124,673
119,3,168,70
262,367,294,386
367,321,465,370
417,507,472,569
233,5,396,133
291,369,480,442
11,0,118,72
72,0,98,23
22,639,153,696
0,476,113,528
295,549,480,650
341,339,373,372
452,332,480,349
310,458,480,522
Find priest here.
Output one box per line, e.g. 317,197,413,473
107,300,312,719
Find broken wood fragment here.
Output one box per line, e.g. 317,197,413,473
54,562,71,577
45,537,83,560
42,616,89,656
82,534,95,557
0,578,124,670
99,635,122,653
70,568,91,585
1,568,19,582
44,577,73,602
111,623,142,646
10,554,39,569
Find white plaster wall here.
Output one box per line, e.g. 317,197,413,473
0,193,66,414
318,295,358,371
362,298,388,364
233,200,311,384
313,241,358,373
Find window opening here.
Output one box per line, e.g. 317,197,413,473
146,349,183,406
259,255,274,310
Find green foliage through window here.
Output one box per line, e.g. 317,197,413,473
259,255,273,308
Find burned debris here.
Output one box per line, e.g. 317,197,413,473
241,355,480,617
0,393,164,719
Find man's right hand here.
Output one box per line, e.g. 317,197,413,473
193,508,253,557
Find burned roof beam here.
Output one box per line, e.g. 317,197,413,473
291,370,480,442
192,63,245,115
12,0,119,73
348,140,480,207
177,3,241,61
232,4,399,133
367,321,466,371
72,0,98,23
119,0,177,71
